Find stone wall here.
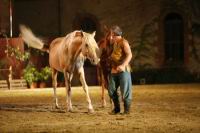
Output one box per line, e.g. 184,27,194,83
1,0,200,83
0,0,10,35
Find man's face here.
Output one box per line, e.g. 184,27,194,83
110,31,117,44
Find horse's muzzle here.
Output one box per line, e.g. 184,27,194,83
91,58,100,65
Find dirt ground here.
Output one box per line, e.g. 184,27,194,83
0,84,200,133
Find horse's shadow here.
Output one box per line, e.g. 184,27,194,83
0,103,102,114
0,103,66,113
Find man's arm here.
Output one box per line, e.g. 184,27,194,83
117,40,132,72
122,40,132,66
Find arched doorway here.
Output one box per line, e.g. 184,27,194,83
75,17,96,33
164,13,184,66
72,13,101,41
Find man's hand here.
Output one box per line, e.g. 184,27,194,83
116,64,125,72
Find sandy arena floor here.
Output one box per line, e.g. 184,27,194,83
0,84,200,133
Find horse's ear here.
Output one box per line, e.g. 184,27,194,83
102,25,110,36
80,30,84,37
92,31,96,37
103,25,109,32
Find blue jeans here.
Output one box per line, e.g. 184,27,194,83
108,71,132,106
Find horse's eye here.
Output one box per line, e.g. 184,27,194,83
86,44,88,47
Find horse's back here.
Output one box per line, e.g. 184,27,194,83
49,37,64,50
49,37,65,72
48,32,83,72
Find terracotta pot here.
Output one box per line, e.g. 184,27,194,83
39,82,46,88
30,82,37,89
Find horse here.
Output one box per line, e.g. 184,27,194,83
97,28,113,107
20,25,100,113
58,28,112,108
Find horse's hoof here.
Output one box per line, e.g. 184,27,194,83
67,108,73,113
53,105,60,109
102,103,107,108
88,108,94,114
102,100,107,108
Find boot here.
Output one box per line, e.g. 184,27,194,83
110,99,120,114
123,100,131,114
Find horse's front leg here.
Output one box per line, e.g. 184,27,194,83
78,66,94,113
64,71,73,112
101,70,107,108
52,68,59,109
97,66,107,107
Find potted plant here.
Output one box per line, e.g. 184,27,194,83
23,64,39,88
38,66,51,88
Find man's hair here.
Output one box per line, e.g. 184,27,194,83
111,25,122,36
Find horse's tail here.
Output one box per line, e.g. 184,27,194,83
19,24,49,53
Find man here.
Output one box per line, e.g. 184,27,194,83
108,25,132,114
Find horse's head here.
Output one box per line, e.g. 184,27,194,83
98,26,113,48
81,31,100,65
96,27,114,71
105,29,113,45
98,28,113,57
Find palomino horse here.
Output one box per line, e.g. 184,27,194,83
55,28,112,108
20,25,100,113
67,29,113,108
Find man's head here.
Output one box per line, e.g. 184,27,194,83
110,25,122,43
111,25,122,36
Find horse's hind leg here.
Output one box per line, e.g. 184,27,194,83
52,68,59,109
64,71,73,112
78,66,94,113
